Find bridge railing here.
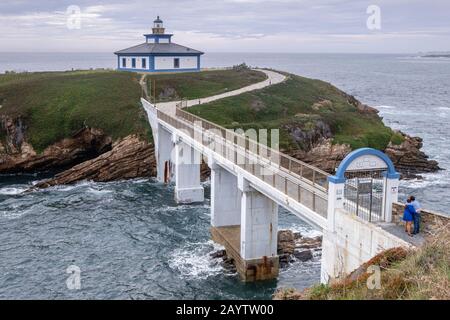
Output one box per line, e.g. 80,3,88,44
175,108,330,192
157,108,329,218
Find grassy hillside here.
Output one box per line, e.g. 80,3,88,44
277,228,450,300
0,68,265,153
145,67,267,102
188,72,403,151
0,71,149,153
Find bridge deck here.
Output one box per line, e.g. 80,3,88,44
156,105,330,219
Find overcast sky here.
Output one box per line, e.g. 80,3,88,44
0,0,449,53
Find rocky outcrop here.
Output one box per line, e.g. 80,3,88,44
288,139,352,173
283,120,333,152
385,133,441,178
286,133,440,178
277,230,322,269
0,116,112,174
210,230,322,274
34,135,155,188
339,90,380,115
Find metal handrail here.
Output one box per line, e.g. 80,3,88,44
155,107,329,218
174,107,330,191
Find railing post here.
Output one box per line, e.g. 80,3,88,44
313,170,316,187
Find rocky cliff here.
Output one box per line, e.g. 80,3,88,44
34,135,155,188
283,118,440,178
1,115,112,174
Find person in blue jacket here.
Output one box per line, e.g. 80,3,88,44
409,196,422,234
403,198,416,237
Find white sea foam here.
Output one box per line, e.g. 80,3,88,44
375,105,396,109
280,225,322,238
400,170,450,189
86,187,113,195
0,187,27,195
168,241,225,280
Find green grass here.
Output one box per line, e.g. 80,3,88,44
0,70,151,153
0,68,268,153
275,227,450,300
303,227,450,300
145,68,267,102
188,73,399,151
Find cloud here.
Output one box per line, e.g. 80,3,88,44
0,0,449,53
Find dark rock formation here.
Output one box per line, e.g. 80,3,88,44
277,230,322,268
288,139,352,173
278,230,296,255
385,133,441,178
294,250,314,262
34,135,155,188
0,117,112,174
283,120,333,152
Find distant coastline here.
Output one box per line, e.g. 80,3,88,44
422,54,450,58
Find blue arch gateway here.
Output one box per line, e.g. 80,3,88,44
114,16,204,73
328,147,400,223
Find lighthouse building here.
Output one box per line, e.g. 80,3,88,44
115,17,204,73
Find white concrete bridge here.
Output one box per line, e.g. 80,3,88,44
143,92,413,283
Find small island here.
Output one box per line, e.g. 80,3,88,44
0,66,440,185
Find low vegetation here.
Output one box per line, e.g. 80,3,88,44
276,227,450,300
145,65,267,102
0,70,150,153
1,68,401,155
188,72,401,151
0,68,266,153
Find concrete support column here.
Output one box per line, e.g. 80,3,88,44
321,178,345,284
238,175,279,281
384,177,399,223
210,163,241,227
173,138,204,203
156,124,174,183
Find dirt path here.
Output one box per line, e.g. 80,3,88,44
154,69,287,115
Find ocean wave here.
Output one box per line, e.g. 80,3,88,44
375,105,396,109
279,225,322,238
168,241,225,280
86,187,113,195
0,187,27,195
400,170,450,189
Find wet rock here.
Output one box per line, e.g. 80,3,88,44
288,139,352,173
277,230,295,255
296,236,322,250
34,135,155,188
294,250,313,262
210,250,226,259
0,120,112,174
283,119,333,152
385,132,441,178
293,232,303,240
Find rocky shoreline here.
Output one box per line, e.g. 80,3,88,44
0,102,441,186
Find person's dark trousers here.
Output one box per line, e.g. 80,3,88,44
413,212,421,234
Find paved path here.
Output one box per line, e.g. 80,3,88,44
379,223,426,247
155,69,287,115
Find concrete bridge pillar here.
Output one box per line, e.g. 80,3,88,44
173,136,204,204
210,162,241,227
238,175,279,281
156,124,174,183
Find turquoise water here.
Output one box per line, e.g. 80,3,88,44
0,53,449,299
